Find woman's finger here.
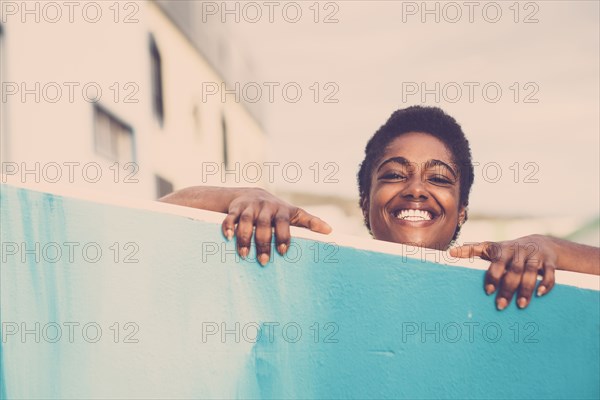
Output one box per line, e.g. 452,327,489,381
537,262,556,296
235,208,256,259
496,250,526,311
450,241,501,262
484,260,507,295
254,207,276,266
450,242,484,258
273,210,291,255
222,206,241,240
516,258,540,309
290,208,332,234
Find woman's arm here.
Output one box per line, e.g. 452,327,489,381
159,186,250,214
159,186,332,265
544,236,599,275
450,235,599,310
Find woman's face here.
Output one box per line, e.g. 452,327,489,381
367,132,466,249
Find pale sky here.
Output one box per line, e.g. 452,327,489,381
227,1,599,218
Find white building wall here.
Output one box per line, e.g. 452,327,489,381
0,1,265,198
145,3,266,190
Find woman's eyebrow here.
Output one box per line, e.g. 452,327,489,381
376,156,411,172
377,157,458,178
425,159,457,178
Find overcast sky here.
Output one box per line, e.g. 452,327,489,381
224,1,599,218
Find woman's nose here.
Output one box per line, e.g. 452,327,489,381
400,176,428,200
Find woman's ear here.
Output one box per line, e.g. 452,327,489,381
458,205,468,227
360,197,370,229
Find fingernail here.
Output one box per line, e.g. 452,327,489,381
225,229,233,241
258,253,269,266
485,284,495,295
239,247,249,259
517,297,528,309
277,243,287,255
496,298,508,311
537,286,547,297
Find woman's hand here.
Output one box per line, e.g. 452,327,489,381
450,235,558,310
160,186,332,265
222,188,332,264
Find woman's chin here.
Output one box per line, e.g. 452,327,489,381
371,222,452,250
383,231,449,250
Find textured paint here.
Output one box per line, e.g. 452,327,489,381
1,184,599,399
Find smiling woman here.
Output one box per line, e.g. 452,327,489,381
365,132,466,249
159,106,600,310
358,107,474,250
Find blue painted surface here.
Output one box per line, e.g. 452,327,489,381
1,184,599,399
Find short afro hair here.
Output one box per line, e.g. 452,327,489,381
357,106,474,240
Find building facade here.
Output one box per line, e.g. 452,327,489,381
0,1,266,199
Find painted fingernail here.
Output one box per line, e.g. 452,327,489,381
239,247,249,259
496,298,508,311
517,297,528,309
537,286,547,297
485,284,495,295
225,229,233,241
258,253,269,266
277,243,287,255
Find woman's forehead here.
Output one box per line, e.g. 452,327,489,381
381,132,455,164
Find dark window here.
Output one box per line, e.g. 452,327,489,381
155,175,174,199
0,23,6,162
192,104,201,137
221,114,228,167
150,35,164,126
93,105,134,162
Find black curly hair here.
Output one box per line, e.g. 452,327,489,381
357,106,475,242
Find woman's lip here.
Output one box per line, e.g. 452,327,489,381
389,211,438,227
390,217,437,227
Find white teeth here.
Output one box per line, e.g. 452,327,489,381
395,209,432,221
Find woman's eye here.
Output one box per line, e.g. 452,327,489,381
428,175,453,185
380,172,406,180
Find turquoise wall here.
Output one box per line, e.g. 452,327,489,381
1,184,598,399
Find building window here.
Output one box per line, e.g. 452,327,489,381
0,24,10,161
192,104,201,138
0,23,7,163
149,35,164,126
93,105,134,162
221,113,228,167
155,175,173,199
